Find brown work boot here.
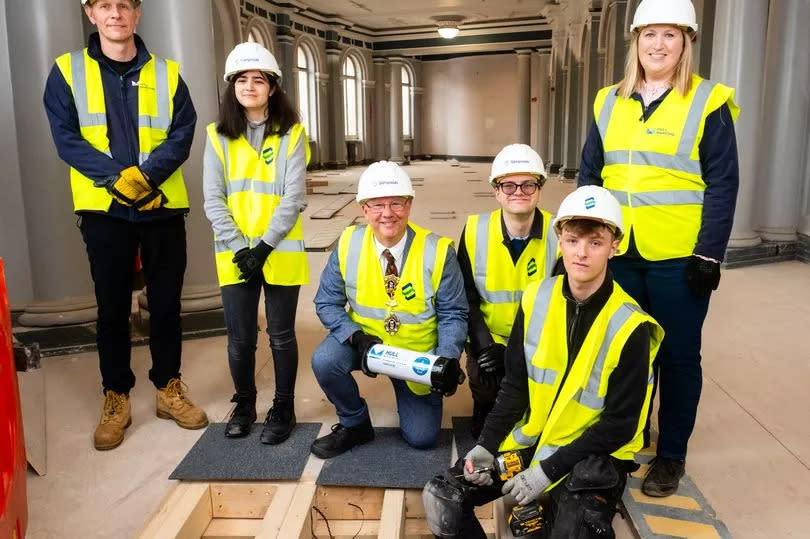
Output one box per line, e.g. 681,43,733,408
94,390,131,451
156,378,209,429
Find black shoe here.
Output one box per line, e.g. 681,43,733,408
642,457,685,497
225,395,256,438
260,398,296,445
310,419,375,459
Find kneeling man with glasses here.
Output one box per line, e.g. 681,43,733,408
457,144,561,439
310,161,468,458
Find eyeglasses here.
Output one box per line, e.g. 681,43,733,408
495,181,543,195
364,199,409,213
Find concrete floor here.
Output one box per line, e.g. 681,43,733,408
23,161,810,538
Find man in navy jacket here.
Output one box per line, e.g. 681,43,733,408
43,0,207,451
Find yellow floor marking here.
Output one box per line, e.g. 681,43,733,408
631,463,650,479
629,488,701,511
644,515,722,538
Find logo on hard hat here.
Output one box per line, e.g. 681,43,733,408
584,197,596,209
508,159,531,165
412,356,430,376
238,58,261,63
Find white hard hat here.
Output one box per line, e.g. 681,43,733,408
489,144,547,185
553,186,624,239
631,0,698,35
224,42,282,83
356,161,415,203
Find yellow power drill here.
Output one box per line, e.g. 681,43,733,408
495,451,546,537
460,450,545,536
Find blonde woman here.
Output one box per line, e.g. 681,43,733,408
578,0,739,497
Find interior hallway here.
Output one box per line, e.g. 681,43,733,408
23,161,810,538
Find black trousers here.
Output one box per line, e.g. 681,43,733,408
79,213,186,394
220,278,300,402
440,455,629,539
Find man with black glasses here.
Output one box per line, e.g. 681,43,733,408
457,144,560,438
310,161,467,458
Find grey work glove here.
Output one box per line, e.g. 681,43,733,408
463,445,495,486
501,463,551,506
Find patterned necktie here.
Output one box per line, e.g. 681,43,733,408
382,249,398,277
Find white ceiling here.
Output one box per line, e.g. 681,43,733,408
297,0,552,30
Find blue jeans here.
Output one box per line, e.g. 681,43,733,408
311,334,443,449
221,280,300,402
609,256,711,460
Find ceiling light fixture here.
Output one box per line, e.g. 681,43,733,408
437,20,460,39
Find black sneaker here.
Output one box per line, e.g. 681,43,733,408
260,398,296,445
642,457,685,497
310,419,374,459
225,395,256,438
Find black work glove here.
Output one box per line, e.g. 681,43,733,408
233,240,273,281
685,255,721,297
351,330,383,377
430,356,466,396
476,343,506,376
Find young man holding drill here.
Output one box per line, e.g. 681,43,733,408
423,186,663,538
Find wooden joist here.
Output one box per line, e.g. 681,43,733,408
140,482,499,539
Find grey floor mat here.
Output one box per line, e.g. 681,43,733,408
452,416,477,460
169,422,321,480
316,427,452,489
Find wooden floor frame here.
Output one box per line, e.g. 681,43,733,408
138,480,502,539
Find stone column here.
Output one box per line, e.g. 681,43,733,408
138,0,221,311
583,14,602,141
373,58,387,161
516,49,532,144
316,71,330,167
413,86,424,157
563,49,584,179
325,34,346,168
710,0,768,248
801,131,810,237
8,0,97,325
362,79,375,163
275,14,296,104
388,57,405,164
611,0,629,83
755,0,810,241
0,0,33,308
550,39,567,174
533,50,552,161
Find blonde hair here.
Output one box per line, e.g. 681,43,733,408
617,28,693,98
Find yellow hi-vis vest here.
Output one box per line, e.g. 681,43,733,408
206,122,310,287
54,49,189,212
464,209,558,345
337,223,452,396
499,276,664,487
594,74,739,260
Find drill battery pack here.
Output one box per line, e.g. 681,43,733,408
508,503,545,537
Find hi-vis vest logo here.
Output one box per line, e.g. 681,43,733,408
412,356,430,376
402,283,416,300
645,127,675,137
131,80,155,91
584,196,596,210
527,258,538,277
262,146,274,165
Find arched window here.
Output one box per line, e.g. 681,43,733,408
296,43,318,140
401,65,414,138
343,54,363,140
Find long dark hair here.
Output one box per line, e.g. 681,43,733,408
216,72,300,140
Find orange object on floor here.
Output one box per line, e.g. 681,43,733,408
0,258,28,539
